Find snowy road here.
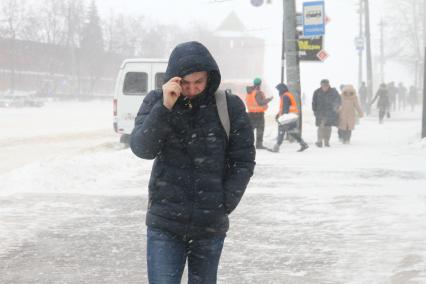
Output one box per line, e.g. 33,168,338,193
1,101,426,283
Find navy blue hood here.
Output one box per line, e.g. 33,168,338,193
164,41,221,95
275,83,289,95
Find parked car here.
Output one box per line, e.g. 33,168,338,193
0,93,44,108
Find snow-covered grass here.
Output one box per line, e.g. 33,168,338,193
0,100,112,140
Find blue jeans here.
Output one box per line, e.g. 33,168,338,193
147,227,225,284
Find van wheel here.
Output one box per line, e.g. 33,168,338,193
120,134,130,147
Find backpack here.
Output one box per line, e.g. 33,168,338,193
214,90,231,140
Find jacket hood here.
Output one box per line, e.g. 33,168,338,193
275,83,289,95
164,41,221,95
341,85,357,99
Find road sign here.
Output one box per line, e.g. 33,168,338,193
316,49,329,61
303,1,325,36
298,36,323,61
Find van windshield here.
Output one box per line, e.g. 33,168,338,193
123,72,148,95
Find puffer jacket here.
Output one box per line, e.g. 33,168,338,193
130,41,255,239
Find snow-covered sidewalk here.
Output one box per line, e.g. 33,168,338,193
1,101,425,283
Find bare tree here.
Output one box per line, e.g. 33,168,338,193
62,0,84,47
0,0,27,93
62,0,84,96
80,0,104,94
384,0,425,86
38,0,67,45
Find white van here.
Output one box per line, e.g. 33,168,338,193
113,58,167,143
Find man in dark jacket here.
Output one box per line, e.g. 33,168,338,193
312,79,341,147
130,41,255,284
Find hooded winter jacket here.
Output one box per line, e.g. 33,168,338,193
276,83,299,115
338,86,363,130
371,88,390,110
130,41,255,238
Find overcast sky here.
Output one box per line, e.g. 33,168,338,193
92,0,407,98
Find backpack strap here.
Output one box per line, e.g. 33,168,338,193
214,90,230,140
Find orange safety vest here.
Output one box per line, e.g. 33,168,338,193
279,92,299,115
246,90,268,113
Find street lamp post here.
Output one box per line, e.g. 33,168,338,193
364,0,374,103
422,46,426,138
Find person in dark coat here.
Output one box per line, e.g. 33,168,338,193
408,85,418,112
397,82,407,111
370,83,390,124
387,81,397,111
130,41,255,284
358,81,368,114
312,79,341,147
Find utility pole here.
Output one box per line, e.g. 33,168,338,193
422,46,426,138
281,0,286,83
424,0,426,46
364,0,374,102
379,19,386,83
357,0,364,89
422,0,426,91
283,0,302,129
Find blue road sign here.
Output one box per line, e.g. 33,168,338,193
303,1,325,37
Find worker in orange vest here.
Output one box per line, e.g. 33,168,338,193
272,83,309,152
245,77,272,149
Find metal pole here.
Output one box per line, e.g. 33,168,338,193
281,0,286,83
422,46,426,138
422,0,426,91
379,19,385,83
358,0,364,89
283,0,302,130
365,0,374,102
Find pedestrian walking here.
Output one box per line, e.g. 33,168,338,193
408,85,418,112
397,82,407,111
387,82,397,111
130,41,255,284
312,79,341,147
245,77,273,149
358,81,369,114
370,83,391,124
338,85,364,144
271,83,309,152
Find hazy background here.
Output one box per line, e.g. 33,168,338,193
0,0,424,103
93,0,421,95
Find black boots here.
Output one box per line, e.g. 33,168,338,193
298,143,309,152
315,141,323,148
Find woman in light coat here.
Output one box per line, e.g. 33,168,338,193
338,85,364,144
